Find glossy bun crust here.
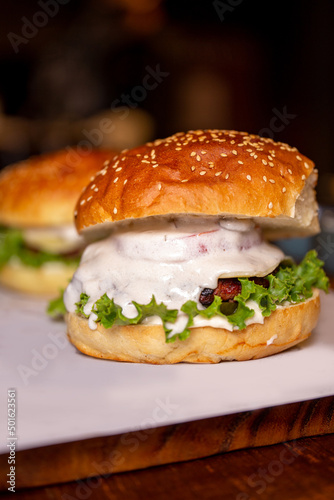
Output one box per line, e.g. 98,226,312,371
0,149,116,228
75,130,319,238
66,289,320,364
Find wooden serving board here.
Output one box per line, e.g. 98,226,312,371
1,395,333,491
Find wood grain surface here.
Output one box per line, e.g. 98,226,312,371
2,433,334,499
1,395,334,491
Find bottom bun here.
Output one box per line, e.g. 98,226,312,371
66,289,320,364
0,260,77,295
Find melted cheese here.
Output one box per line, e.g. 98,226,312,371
64,217,284,332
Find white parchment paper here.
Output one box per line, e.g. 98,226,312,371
1,289,333,453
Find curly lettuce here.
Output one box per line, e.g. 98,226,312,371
0,227,80,268
53,250,329,343
47,290,67,318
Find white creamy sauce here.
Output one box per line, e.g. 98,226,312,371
143,298,265,337
64,217,285,333
23,225,85,254
266,333,278,346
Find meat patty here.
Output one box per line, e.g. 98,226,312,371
199,276,269,306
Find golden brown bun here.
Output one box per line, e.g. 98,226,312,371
0,260,77,295
0,148,117,228
75,130,319,239
65,289,320,364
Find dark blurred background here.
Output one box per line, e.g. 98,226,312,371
1,0,334,265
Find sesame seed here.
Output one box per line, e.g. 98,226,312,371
269,162,274,167
238,160,243,165
304,162,310,169
87,196,92,201
262,159,268,165
175,147,182,151
123,179,128,185
91,184,96,189
254,154,258,159
115,167,122,172
94,187,99,192
215,171,222,176
201,151,207,154
158,183,162,190
232,150,238,155
190,152,196,157
268,155,273,161
152,164,158,168
282,187,287,193
288,169,292,174
113,207,117,214
90,176,95,181
225,173,229,179
200,171,206,176
80,199,86,205
302,174,306,180
296,155,302,161
269,179,275,184
268,202,273,209
246,175,252,181
220,153,227,157
196,155,201,161
101,170,107,176
181,179,189,182
103,160,110,166
191,166,196,171
246,149,253,153
263,176,267,182
114,177,118,183
141,160,150,164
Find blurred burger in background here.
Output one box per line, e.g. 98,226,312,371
0,148,116,295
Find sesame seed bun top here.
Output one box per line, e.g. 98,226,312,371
75,130,320,239
0,148,117,228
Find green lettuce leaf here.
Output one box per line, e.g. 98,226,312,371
75,293,90,317
72,250,330,342
0,226,81,269
91,294,179,342
47,290,67,318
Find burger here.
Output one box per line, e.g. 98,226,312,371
63,130,329,363
0,148,116,295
